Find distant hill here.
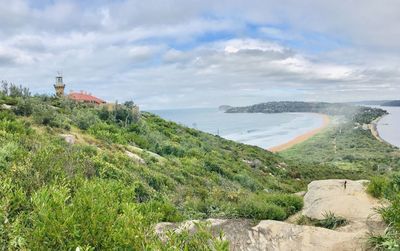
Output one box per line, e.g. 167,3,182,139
381,100,400,106
218,105,232,111
225,101,387,124
348,100,390,105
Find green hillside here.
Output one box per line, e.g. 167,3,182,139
0,84,384,249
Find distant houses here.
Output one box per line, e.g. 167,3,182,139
53,75,106,105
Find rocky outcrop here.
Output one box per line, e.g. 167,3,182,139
302,179,385,235
125,150,146,164
0,104,12,110
155,179,387,250
60,134,76,144
155,219,364,251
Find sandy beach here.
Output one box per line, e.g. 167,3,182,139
369,116,385,143
268,114,330,152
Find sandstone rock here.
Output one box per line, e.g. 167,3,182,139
294,191,306,197
303,180,382,222
155,179,387,250
0,104,12,110
60,134,76,144
125,150,146,164
155,219,364,251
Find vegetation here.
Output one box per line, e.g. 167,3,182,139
226,101,387,122
1,82,398,249
281,113,399,174
367,174,400,250
1,83,364,249
296,211,348,230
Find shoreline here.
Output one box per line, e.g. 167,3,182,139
268,114,331,153
369,113,399,148
369,116,385,143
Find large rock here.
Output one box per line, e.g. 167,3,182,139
155,219,364,251
303,180,382,222
155,179,387,250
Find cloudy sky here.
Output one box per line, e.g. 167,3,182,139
1,0,400,109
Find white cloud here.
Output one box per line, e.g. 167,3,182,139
0,0,399,108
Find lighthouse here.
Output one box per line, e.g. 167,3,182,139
54,74,65,97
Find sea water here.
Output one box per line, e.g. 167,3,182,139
377,106,400,148
149,108,324,149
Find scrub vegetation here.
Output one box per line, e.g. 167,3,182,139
0,83,358,250
1,82,398,249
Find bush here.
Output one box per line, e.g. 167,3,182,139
72,109,100,130
236,200,286,220
315,211,347,229
367,176,389,198
32,104,70,129
13,98,34,116
235,193,303,220
264,194,304,215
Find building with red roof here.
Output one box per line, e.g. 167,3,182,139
53,75,106,105
68,91,106,105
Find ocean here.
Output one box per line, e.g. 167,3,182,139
149,108,324,149
377,106,400,148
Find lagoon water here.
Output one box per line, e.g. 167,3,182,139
377,106,400,148
150,108,324,149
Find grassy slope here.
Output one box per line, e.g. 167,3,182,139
280,114,400,249
281,117,400,174
1,89,393,249
0,93,364,249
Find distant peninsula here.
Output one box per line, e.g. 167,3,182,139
381,100,400,107
224,101,387,124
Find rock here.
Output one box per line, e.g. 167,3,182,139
60,134,76,144
0,104,12,110
303,180,382,222
155,219,364,251
125,145,165,162
155,179,387,250
242,159,262,168
247,220,362,251
125,150,146,164
294,191,306,197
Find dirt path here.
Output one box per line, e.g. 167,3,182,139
268,114,330,152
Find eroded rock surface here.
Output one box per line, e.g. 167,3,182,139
125,150,146,164
303,180,381,221
60,134,76,144
155,179,386,250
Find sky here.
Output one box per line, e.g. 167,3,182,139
1,0,400,109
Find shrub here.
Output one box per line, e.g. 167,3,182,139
236,200,286,220
233,174,263,191
32,104,70,129
13,98,34,116
315,211,347,229
165,222,229,251
367,176,389,198
264,194,304,215
72,109,100,130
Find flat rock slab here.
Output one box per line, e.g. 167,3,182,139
155,219,364,251
302,179,382,222
155,179,387,250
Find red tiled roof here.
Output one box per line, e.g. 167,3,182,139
68,92,106,104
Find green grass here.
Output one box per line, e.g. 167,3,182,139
0,87,321,249
296,212,348,230
1,84,397,249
